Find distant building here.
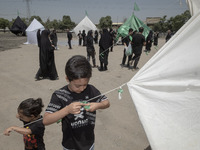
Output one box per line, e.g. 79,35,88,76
112,22,123,30
146,17,161,28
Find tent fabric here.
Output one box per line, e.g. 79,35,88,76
186,0,200,16
24,18,45,45
127,1,200,150
116,13,151,40
73,16,97,35
10,16,27,36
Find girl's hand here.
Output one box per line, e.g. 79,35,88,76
4,127,13,136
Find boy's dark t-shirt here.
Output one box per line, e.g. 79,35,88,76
23,116,45,150
46,84,107,150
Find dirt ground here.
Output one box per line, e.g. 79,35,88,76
0,32,165,150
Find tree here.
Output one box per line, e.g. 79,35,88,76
51,19,59,30
62,15,75,30
45,18,52,29
0,18,9,32
153,10,191,33
99,16,112,29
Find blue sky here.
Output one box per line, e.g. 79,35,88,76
0,0,188,24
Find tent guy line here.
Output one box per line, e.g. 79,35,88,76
0,82,129,136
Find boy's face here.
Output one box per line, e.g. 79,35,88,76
67,78,90,93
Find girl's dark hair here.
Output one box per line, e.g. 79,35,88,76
18,98,44,117
65,55,92,81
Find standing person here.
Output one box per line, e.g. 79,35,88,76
86,30,96,68
67,29,72,49
144,30,153,53
35,29,42,80
50,29,58,50
94,30,98,44
43,55,110,150
130,27,146,70
77,30,83,46
98,29,112,71
48,31,59,80
82,30,86,46
35,30,58,80
35,30,49,80
165,29,172,42
4,98,45,150
121,28,134,67
153,31,159,46
109,28,115,52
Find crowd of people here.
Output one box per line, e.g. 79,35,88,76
34,27,165,80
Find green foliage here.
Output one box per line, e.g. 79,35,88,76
153,10,191,32
0,18,9,32
62,15,75,30
99,16,112,29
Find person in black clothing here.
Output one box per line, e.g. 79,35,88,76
165,30,172,42
130,27,146,69
43,55,110,150
121,28,134,67
109,28,116,52
36,29,42,79
86,30,96,67
67,29,72,49
144,30,153,53
99,29,112,71
50,29,58,50
4,98,45,150
35,30,58,80
77,30,83,46
153,31,159,46
82,30,86,46
94,30,98,44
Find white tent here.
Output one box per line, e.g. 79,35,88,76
127,0,200,150
24,18,44,45
73,16,97,35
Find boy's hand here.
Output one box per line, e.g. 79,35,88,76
4,127,13,136
85,100,110,112
85,103,98,112
67,102,86,114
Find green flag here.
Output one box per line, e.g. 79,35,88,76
85,10,88,16
134,2,140,11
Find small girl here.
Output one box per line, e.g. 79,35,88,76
4,98,45,150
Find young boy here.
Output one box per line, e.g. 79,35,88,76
43,55,110,150
4,98,45,150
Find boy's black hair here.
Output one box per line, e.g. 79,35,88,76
65,55,92,81
18,98,44,117
139,27,144,33
129,28,133,32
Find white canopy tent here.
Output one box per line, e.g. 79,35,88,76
73,16,97,35
24,18,45,45
127,0,200,150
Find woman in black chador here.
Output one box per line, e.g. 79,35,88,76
82,30,86,46
86,30,96,67
144,30,153,53
98,29,112,71
94,30,98,44
35,30,58,80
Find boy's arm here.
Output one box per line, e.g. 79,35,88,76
86,99,110,112
43,102,85,125
4,126,32,136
